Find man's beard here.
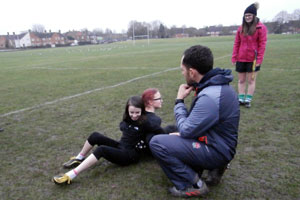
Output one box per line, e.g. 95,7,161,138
186,78,197,86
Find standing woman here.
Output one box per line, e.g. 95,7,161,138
232,2,267,108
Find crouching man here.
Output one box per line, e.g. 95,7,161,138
150,45,240,198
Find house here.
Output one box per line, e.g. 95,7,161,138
65,30,91,44
175,33,189,38
0,35,6,48
0,32,25,49
17,30,67,48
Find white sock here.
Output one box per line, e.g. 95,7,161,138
197,179,203,188
76,153,85,160
66,169,78,180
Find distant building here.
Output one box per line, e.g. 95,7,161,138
175,33,189,38
0,35,6,48
0,32,25,49
19,30,67,48
65,30,91,44
0,30,68,48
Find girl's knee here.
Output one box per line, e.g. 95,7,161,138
87,132,102,146
238,79,246,84
92,147,103,160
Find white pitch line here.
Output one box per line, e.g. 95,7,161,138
23,66,166,70
0,54,231,118
0,67,178,118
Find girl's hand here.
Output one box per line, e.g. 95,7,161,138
169,132,180,136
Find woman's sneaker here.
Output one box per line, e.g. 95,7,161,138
168,182,209,198
52,174,72,185
244,101,251,108
239,98,245,105
63,157,84,168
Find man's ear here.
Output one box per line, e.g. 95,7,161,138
189,68,197,78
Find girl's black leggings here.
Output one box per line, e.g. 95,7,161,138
87,132,139,166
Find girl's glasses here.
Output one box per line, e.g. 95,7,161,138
153,97,162,101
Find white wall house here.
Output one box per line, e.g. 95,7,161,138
19,33,32,47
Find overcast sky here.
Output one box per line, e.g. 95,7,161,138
1,0,299,35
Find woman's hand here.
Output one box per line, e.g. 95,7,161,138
169,132,181,136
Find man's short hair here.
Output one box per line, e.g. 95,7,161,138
182,45,214,75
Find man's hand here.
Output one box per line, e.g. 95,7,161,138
177,84,193,99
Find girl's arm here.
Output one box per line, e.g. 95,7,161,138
256,24,268,65
232,27,242,64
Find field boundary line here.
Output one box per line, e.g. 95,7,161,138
0,68,178,118
1,47,181,71
23,66,167,70
0,54,230,118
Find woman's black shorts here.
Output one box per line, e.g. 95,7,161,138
236,62,260,73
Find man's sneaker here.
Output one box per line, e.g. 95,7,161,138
52,174,72,185
205,165,228,186
63,157,84,168
244,101,251,108
168,182,209,198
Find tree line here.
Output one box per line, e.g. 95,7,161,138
30,9,300,41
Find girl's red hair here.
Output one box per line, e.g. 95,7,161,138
142,88,159,106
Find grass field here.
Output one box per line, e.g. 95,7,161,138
0,35,299,200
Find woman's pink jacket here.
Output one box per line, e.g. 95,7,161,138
232,22,267,65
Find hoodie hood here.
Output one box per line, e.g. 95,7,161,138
194,68,233,94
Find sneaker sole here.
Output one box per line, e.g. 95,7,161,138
63,161,81,169
52,177,71,185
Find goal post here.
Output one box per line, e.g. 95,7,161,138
132,23,150,45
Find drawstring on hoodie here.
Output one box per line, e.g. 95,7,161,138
194,87,199,96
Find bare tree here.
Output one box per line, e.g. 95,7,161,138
291,9,300,20
273,11,292,23
81,28,89,32
158,24,166,38
93,28,103,36
127,21,149,38
32,24,45,33
150,20,162,38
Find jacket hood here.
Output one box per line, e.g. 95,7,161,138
194,68,233,94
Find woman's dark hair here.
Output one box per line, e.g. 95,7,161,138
242,16,259,35
182,45,213,75
123,96,146,123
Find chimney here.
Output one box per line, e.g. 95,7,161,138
7,32,9,35
13,32,15,35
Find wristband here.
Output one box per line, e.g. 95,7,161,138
175,99,184,105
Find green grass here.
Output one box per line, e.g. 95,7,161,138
0,35,299,200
